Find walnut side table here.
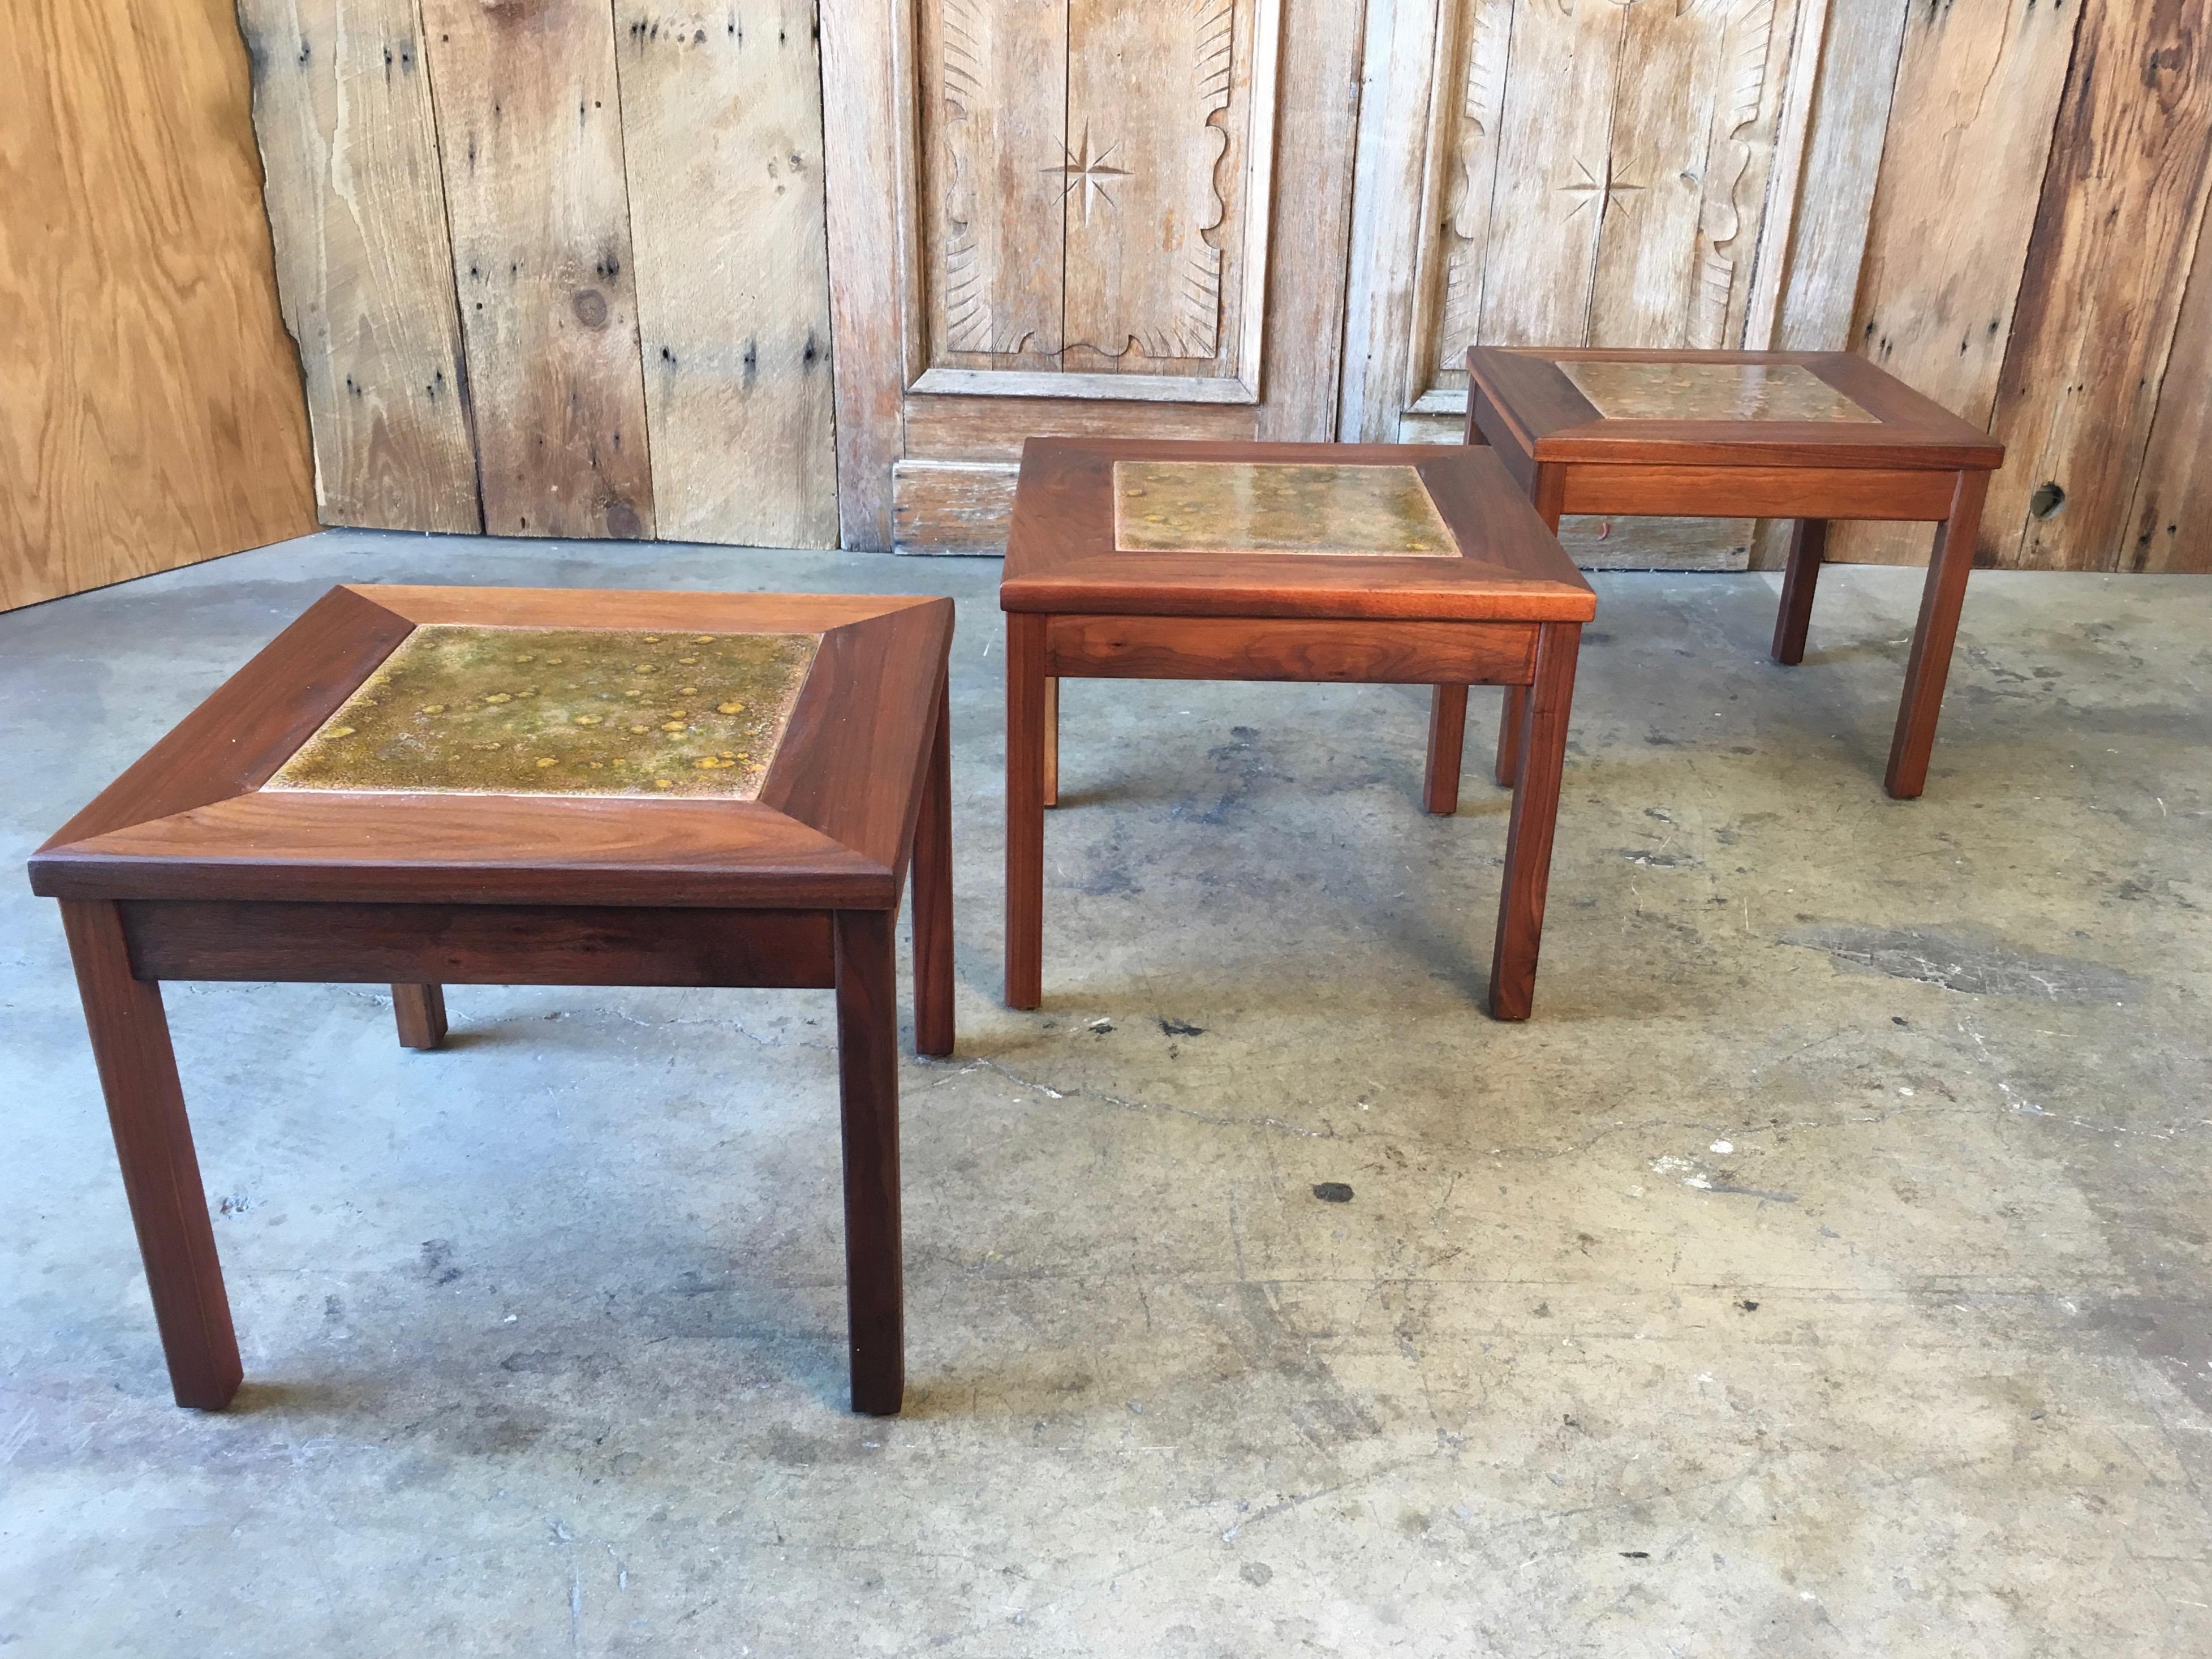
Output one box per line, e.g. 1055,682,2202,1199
1001,439,1595,1021
27,585,955,1416
1461,348,2006,798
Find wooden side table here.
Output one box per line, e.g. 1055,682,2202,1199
1001,439,1595,1021
27,585,956,1416
1461,348,2006,798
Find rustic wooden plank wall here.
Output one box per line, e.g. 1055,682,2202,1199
616,1,838,548
237,0,2209,570
420,0,656,540
239,0,480,534
2,0,316,611
1834,0,2212,572
1981,0,2212,571
242,0,840,549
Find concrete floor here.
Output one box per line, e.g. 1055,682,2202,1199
1,531,2207,1656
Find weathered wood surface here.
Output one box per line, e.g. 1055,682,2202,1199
820,0,908,548
927,0,1066,366
228,0,2211,573
1738,0,1910,571
2125,191,2212,573
1,0,315,611
1984,0,2212,571
892,459,1019,553
1061,0,1245,369
1250,0,1358,441
239,0,480,535
421,0,653,540
1827,0,2080,567
616,1,838,548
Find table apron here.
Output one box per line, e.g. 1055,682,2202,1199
119,900,837,988
1044,614,1539,685
1560,465,1961,521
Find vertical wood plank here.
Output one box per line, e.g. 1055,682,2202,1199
616,2,838,549
1767,0,1907,350
1337,0,1451,439
1744,0,1907,568
1588,3,1718,346
927,0,1066,364
1477,1,1629,346
0,0,315,611
1431,0,1514,379
2124,193,2212,573
929,0,1066,363
1827,0,2081,568
820,0,907,548
1253,0,1367,440
1983,0,2212,571
239,0,481,534
420,0,654,539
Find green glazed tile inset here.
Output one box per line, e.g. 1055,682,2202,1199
265,624,820,799
1113,461,1459,556
1559,360,1877,423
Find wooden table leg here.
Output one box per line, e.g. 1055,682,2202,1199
1771,518,1827,665
1042,676,1060,809
913,674,955,1058
834,908,904,1415
58,900,242,1409
1887,471,1989,799
1490,624,1581,1021
1005,613,1048,1009
1494,686,1526,786
391,984,447,1050
1424,685,1468,814
1495,461,1564,792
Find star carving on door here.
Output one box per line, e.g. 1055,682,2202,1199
1560,153,1644,220
1047,123,1132,224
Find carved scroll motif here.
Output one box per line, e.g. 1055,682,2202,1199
1062,0,1237,361
1437,0,1514,367
1693,0,1779,347
940,0,1066,355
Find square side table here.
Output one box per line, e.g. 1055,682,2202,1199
1001,439,1595,1021
28,585,956,1416
1462,348,2004,798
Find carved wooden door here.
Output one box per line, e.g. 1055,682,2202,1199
821,0,1365,551
1343,0,1813,566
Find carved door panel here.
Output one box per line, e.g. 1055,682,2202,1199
1344,0,1809,566
822,0,1363,551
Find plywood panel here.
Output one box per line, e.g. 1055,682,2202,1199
616,1,838,548
1827,0,2079,568
1985,0,2212,570
421,0,653,539
2124,195,2212,573
239,0,480,534
0,0,315,611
